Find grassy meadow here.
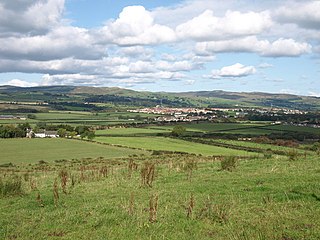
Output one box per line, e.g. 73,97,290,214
0,139,146,164
95,136,256,156
0,153,319,239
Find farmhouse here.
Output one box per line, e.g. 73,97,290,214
27,129,59,138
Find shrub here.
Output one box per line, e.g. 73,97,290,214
171,125,186,137
221,156,237,171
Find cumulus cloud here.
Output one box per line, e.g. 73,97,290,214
275,1,320,30
97,6,176,46
210,63,256,78
0,0,319,89
176,9,272,41
0,26,105,61
195,36,311,57
0,0,65,36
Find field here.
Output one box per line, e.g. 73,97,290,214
96,127,170,136
1,153,319,239
95,136,258,156
0,139,146,164
0,111,156,126
150,122,320,135
1,107,320,239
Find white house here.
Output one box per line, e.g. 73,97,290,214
27,129,59,138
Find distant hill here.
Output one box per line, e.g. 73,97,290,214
0,85,319,110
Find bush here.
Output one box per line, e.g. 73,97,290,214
221,156,237,171
171,125,186,137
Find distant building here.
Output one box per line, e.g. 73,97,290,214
28,129,59,138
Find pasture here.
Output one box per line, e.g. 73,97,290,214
0,153,319,239
96,127,170,136
0,139,146,164
95,136,257,156
149,122,320,135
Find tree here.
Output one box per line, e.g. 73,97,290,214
171,125,186,137
57,128,67,138
69,131,77,139
87,131,95,140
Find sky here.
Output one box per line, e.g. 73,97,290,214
0,0,319,96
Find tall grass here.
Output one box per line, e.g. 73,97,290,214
0,175,23,197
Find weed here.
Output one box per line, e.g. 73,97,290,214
100,166,108,178
53,179,59,207
186,193,195,218
59,169,68,194
128,159,137,178
29,178,37,191
287,150,299,161
0,175,23,197
36,191,44,207
141,162,155,187
149,193,158,223
221,156,237,171
183,159,198,182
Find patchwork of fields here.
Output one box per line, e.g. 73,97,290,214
1,113,320,239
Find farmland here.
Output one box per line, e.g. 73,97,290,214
95,136,256,156
0,85,320,239
1,153,320,239
0,139,146,164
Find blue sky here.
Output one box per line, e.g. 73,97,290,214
0,0,319,96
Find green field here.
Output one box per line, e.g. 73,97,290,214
95,136,256,156
150,123,265,133
150,122,320,135
1,153,319,239
96,127,170,136
211,139,312,154
0,139,146,164
0,111,155,126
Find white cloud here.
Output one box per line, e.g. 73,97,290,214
98,6,176,46
176,9,272,41
195,36,311,57
0,26,105,61
261,38,312,57
0,0,65,36
258,63,273,68
0,0,318,89
275,1,320,30
5,79,38,87
210,63,256,78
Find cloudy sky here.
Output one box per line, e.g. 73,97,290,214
0,0,319,96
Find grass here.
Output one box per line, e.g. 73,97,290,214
212,139,311,154
149,123,265,133
0,138,146,164
150,122,320,135
0,154,319,239
96,127,170,136
95,136,256,156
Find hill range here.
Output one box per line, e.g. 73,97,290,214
0,85,319,111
